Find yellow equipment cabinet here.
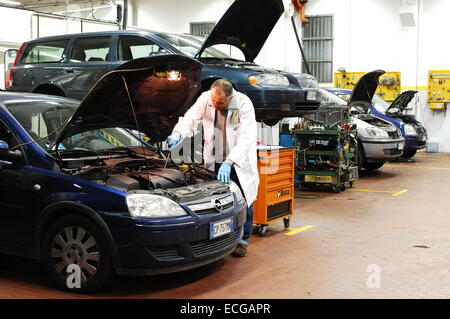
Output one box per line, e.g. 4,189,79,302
334,70,401,101
253,146,295,237
427,70,450,110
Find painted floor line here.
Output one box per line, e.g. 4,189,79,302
386,164,450,171
348,188,408,196
284,225,314,236
348,188,396,194
392,189,408,196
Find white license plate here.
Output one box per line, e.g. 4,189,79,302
398,143,404,150
210,218,234,239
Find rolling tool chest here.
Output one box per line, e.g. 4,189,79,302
292,106,359,192
253,146,295,237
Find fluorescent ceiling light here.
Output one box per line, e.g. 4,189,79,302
0,0,21,5
54,4,112,14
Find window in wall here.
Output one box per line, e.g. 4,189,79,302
302,15,333,83
117,36,167,61
190,22,216,37
70,37,111,62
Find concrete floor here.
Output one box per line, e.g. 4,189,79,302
1,152,450,299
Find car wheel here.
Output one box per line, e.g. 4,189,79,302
42,214,115,293
401,149,417,159
363,161,385,170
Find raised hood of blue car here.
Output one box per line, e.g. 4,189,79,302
54,55,202,146
386,90,418,112
196,0,284,62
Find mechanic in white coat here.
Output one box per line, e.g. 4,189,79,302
166,79,259,257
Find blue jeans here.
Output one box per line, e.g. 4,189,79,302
241,202,254,246
215,163,253,246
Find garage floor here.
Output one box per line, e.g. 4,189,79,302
1,152,450,299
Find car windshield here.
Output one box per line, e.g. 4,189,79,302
5,101,149,152
372,94,390,113
320,89,348,107
156,33,234,59
60,128,146,152
5,100,77,149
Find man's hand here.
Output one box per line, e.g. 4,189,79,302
217,162,232,184
166,132,181,151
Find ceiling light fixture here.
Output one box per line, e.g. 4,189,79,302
0,0,21,6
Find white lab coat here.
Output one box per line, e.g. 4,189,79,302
173,90,259,206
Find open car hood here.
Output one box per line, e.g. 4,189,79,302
386,90,418,112
196,0,284,62
348,69,385,110
54,55,202,147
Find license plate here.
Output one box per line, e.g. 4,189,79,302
210,218,234,239
398,143,404,150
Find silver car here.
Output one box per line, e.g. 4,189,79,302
320,81,404,170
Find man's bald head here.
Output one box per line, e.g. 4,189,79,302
211,79,234,111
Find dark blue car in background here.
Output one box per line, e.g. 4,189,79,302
0,55,246,293
5,0,319,125
327,87,427,159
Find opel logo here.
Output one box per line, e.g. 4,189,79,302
213,199,223,212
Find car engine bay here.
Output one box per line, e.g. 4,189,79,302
59,146,230,202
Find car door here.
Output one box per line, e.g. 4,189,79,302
0,117,35,246
59,36,113,101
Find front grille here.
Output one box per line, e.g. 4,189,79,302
387,131,400,139
384,149,402,156
186,194,234,215
191,229,239,257
148,246,183,261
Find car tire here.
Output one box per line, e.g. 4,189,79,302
401,149,417,159
363,161,385,170
41,214,115,293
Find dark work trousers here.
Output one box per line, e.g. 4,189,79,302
215,163,254,245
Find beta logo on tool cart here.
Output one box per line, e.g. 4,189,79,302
277,189,290,198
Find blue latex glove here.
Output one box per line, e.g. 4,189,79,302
166,132,181,151
217,162,232,184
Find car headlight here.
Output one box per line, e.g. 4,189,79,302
229,181,245,204
306,90,318,101
126,194,188,218
248,73,290,86
293,73,318,88
365,127,389,138
404,124,418,136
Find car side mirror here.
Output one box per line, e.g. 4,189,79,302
0,140,23,164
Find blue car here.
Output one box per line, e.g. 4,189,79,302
327,82,427,158
0,55,246,293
